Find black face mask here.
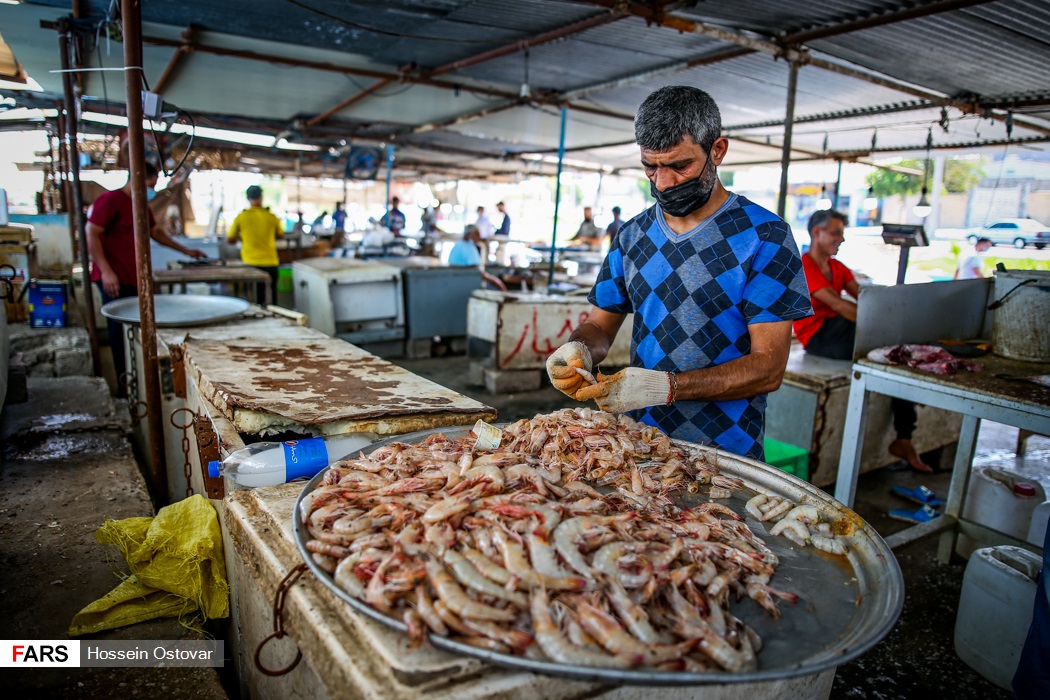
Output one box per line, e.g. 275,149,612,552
649,156,716,217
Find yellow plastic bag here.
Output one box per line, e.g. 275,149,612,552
70,494,230,636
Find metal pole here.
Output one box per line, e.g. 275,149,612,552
833,159,843,209
896,247,910,286
58,19,102,378
385,144,393,217
776,61,799,219
547,106,568,292
121,0,168,505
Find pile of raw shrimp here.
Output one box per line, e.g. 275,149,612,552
300,408,827,672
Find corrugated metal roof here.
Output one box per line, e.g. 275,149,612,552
3,0,1048,180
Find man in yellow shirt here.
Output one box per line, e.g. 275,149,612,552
227,185,283,303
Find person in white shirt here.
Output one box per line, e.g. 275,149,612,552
475,206,494,239
955,237,991,279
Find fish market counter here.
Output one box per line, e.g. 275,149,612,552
222,477,837,700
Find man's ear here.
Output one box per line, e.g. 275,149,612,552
710,136,730,166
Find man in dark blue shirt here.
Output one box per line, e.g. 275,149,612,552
546,85,811,460
496,201,510,237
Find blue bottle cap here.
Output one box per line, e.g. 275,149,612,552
207,460,221,478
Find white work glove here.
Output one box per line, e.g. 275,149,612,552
545,341,593,399
575,367,673,414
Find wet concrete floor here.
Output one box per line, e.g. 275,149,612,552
394,353,1050,700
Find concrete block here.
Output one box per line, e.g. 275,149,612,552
27,361,55,378
405,337,433,360
54,348,91,377
483,367,542,393
468,361,487,387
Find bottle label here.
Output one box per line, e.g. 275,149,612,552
282,438,330,481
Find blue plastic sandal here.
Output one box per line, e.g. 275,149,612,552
891,484,943,508
888,504,941,524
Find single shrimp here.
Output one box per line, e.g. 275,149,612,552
810,534,848,556
413,584,448,635
423,554,516,622
333,552,365,598
529,587,641,668
553,515,635,578
590,542,652,589
604,577,668,645
441,549,528,607
575,600,697,664
459,617,534,654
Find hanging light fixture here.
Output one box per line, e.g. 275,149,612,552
863,186,879,211
816,184,832,211
816,133,832,209
914,128,933,218
519,48,531,99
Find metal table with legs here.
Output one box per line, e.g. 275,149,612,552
834,357,1050,560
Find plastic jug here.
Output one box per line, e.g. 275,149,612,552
954,545,1041,689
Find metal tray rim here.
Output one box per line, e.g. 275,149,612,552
100,294,250,327
292,426,904,686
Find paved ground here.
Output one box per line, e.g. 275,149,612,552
0,377,227,699
394,353,1049,699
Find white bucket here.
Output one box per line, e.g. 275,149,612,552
991,269,1050,362
954,545,1041,689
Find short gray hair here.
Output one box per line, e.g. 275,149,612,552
807,209,848,234
635,86,722,152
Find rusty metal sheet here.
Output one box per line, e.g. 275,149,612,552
182,335,496,435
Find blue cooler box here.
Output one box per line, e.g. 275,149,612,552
28,279,67,328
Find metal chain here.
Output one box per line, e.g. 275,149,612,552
169,407,196,498
254,563,307,677
124,325,148,420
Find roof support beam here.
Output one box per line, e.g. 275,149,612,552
726,101,935,132
578,1,1050,138
782,0,997,45
562,47,754,101
305,9,625,129
152,27,195,96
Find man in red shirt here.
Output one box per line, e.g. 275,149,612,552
86,161,205,395
793,209,932,473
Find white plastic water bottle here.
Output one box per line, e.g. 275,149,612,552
207,433,377,487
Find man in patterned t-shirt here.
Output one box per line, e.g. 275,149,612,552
545,85,812,460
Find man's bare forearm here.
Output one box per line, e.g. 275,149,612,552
674,351,786,402
151,227,196,256
85,226,114,276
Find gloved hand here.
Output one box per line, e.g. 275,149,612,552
575,367,672,414
545,341,593,399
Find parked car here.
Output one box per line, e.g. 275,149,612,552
968,218,1049,249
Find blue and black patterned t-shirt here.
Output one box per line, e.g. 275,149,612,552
588,194,812,460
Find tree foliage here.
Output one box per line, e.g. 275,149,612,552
865,157,985,198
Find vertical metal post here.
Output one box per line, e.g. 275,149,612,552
121,0,168,505
896,247,910,286
384,144,394,216
547,106,568,292
776,61,799,219
58,18,102,377
832,159,843,210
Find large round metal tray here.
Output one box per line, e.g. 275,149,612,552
293,427,904,685
101,294,250,327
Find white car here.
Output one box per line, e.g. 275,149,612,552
969,218,1049,250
